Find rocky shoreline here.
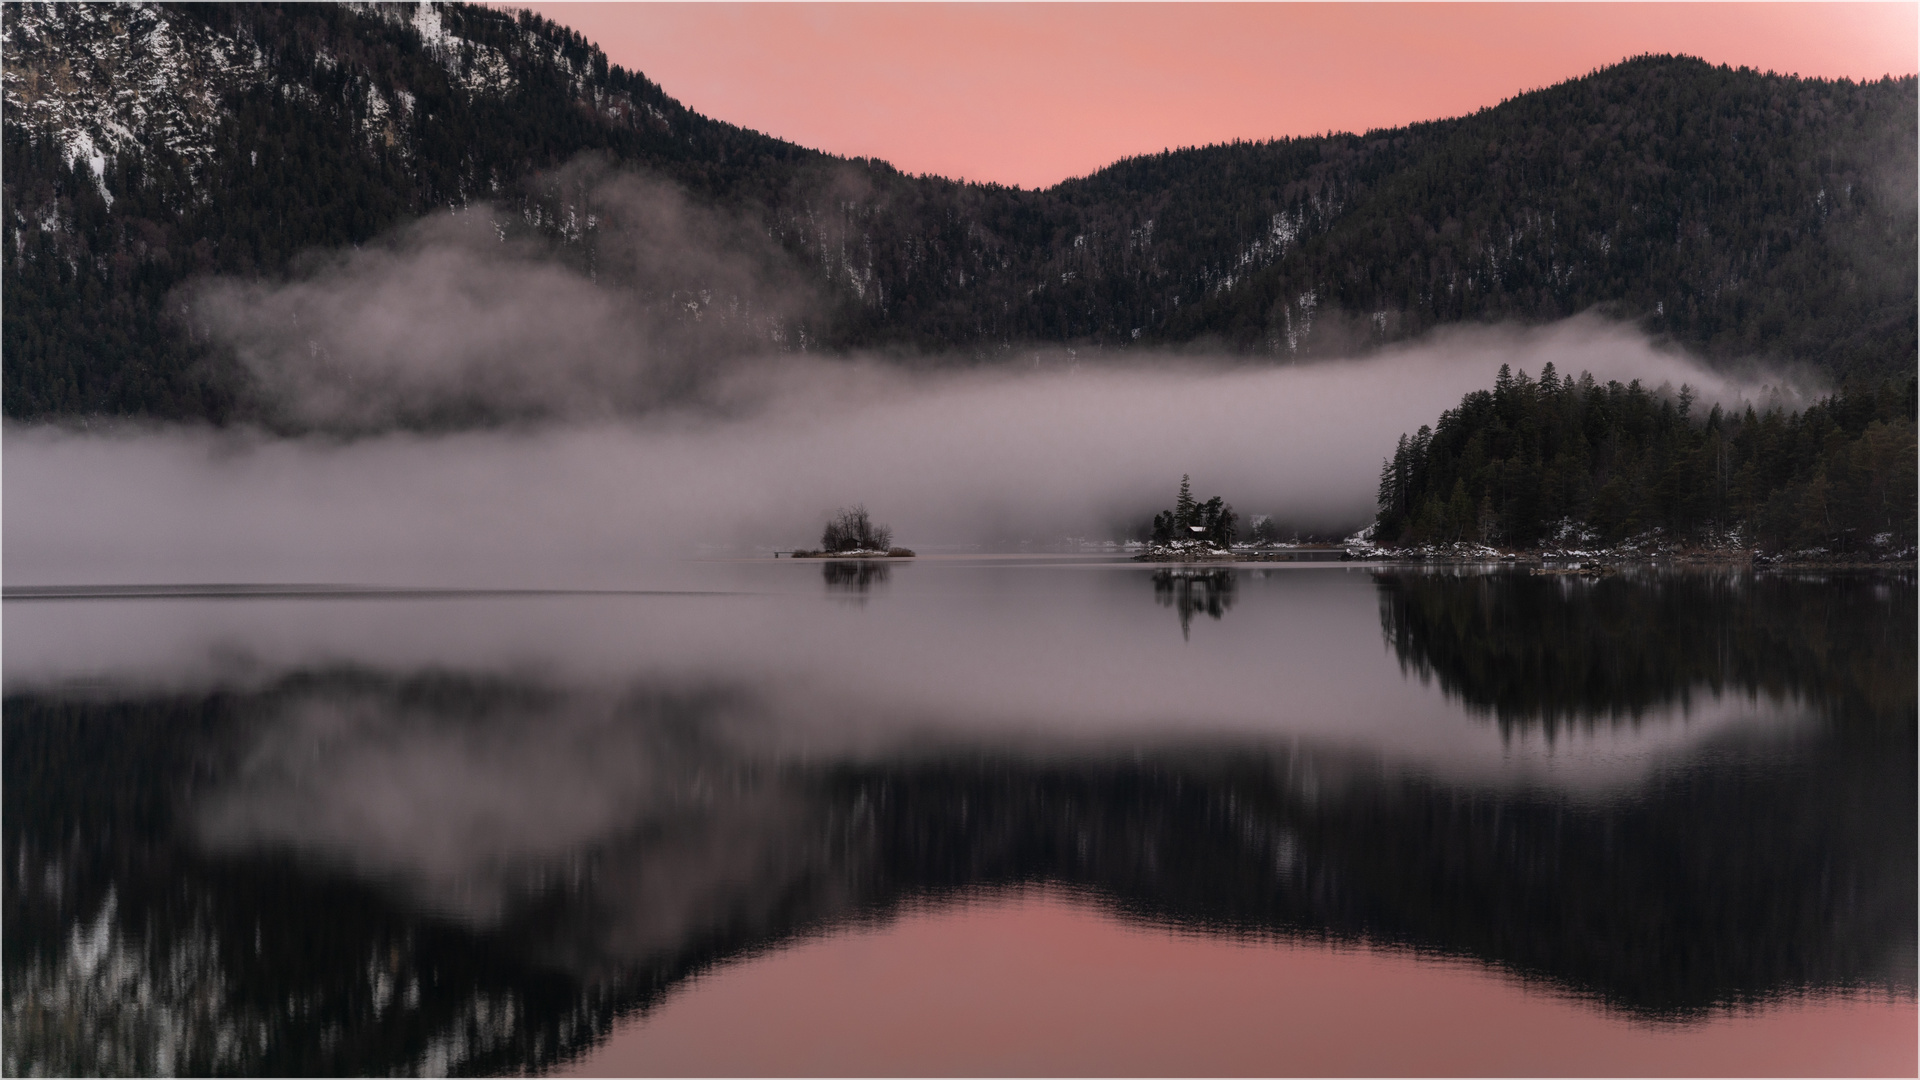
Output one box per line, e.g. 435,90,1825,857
1345,540,1915,570
1132,539,1915,571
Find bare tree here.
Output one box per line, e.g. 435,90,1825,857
821,505,891,553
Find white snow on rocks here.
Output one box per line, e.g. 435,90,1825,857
2,2,270,191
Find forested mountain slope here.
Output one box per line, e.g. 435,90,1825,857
4,2,1914,421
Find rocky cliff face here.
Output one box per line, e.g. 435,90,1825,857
2,1,683,205
4,3,268,195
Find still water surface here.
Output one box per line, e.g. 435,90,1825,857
4,560,1913,1075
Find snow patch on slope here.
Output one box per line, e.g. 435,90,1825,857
1,1,269,188
360,1,517,97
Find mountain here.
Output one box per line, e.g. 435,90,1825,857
4,2,1915,422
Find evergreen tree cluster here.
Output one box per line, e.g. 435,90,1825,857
1374,365,1918,553
3,3,1914,424
1163,59,1918,380
1151,475,1239,549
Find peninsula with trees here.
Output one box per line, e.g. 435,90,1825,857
1358,365,1917,564
1129,366,1915,568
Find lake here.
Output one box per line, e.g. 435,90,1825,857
3,559,1913,1076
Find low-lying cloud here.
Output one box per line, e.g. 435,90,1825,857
184,165,814,429
9,166,1819,583
5,318,1806,585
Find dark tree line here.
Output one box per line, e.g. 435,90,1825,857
4,1,1915,423
1374,364,1918,552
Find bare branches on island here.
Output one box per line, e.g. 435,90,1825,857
791,505,915,558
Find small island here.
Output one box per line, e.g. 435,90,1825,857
790,505,916,558
1135,476,1239,561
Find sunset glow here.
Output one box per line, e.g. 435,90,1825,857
6,7,1914,1074
560,890,1920,1077
510,2,1920,188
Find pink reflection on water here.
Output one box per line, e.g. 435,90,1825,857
558,889,1915,1077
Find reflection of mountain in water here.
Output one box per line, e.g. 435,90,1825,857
7,634,1912,1074
1152,568,1236,638
1376,569,1917,733
822,559,890,594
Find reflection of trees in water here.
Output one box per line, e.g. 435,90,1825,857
1152,568,1236,638
1375,569,1917,734
5,659,1911,1074
4,680,825,1078
822,559,890,594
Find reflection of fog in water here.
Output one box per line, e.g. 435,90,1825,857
822,559,890,595
1152,568,1237,639
3,566,1913,1075
0,564,1897,791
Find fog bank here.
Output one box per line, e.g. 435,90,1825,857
184,167,816,429
8,165,1812,585
5,318,1804,585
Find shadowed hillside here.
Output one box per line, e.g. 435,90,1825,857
4,3,1914,422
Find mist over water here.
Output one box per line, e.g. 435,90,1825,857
6,322,1808,586
6,205,1908,1071
4,95,1910,1080
2,167,1820,584
14,180,1899,1072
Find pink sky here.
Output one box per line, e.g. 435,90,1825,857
509,3,1919,189
561,889,1918,1076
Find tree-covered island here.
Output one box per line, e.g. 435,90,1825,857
791,505,915,558
1135,476,1240,561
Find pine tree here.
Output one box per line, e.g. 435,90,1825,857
1174,475,1196,530
1151,511,1174,545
